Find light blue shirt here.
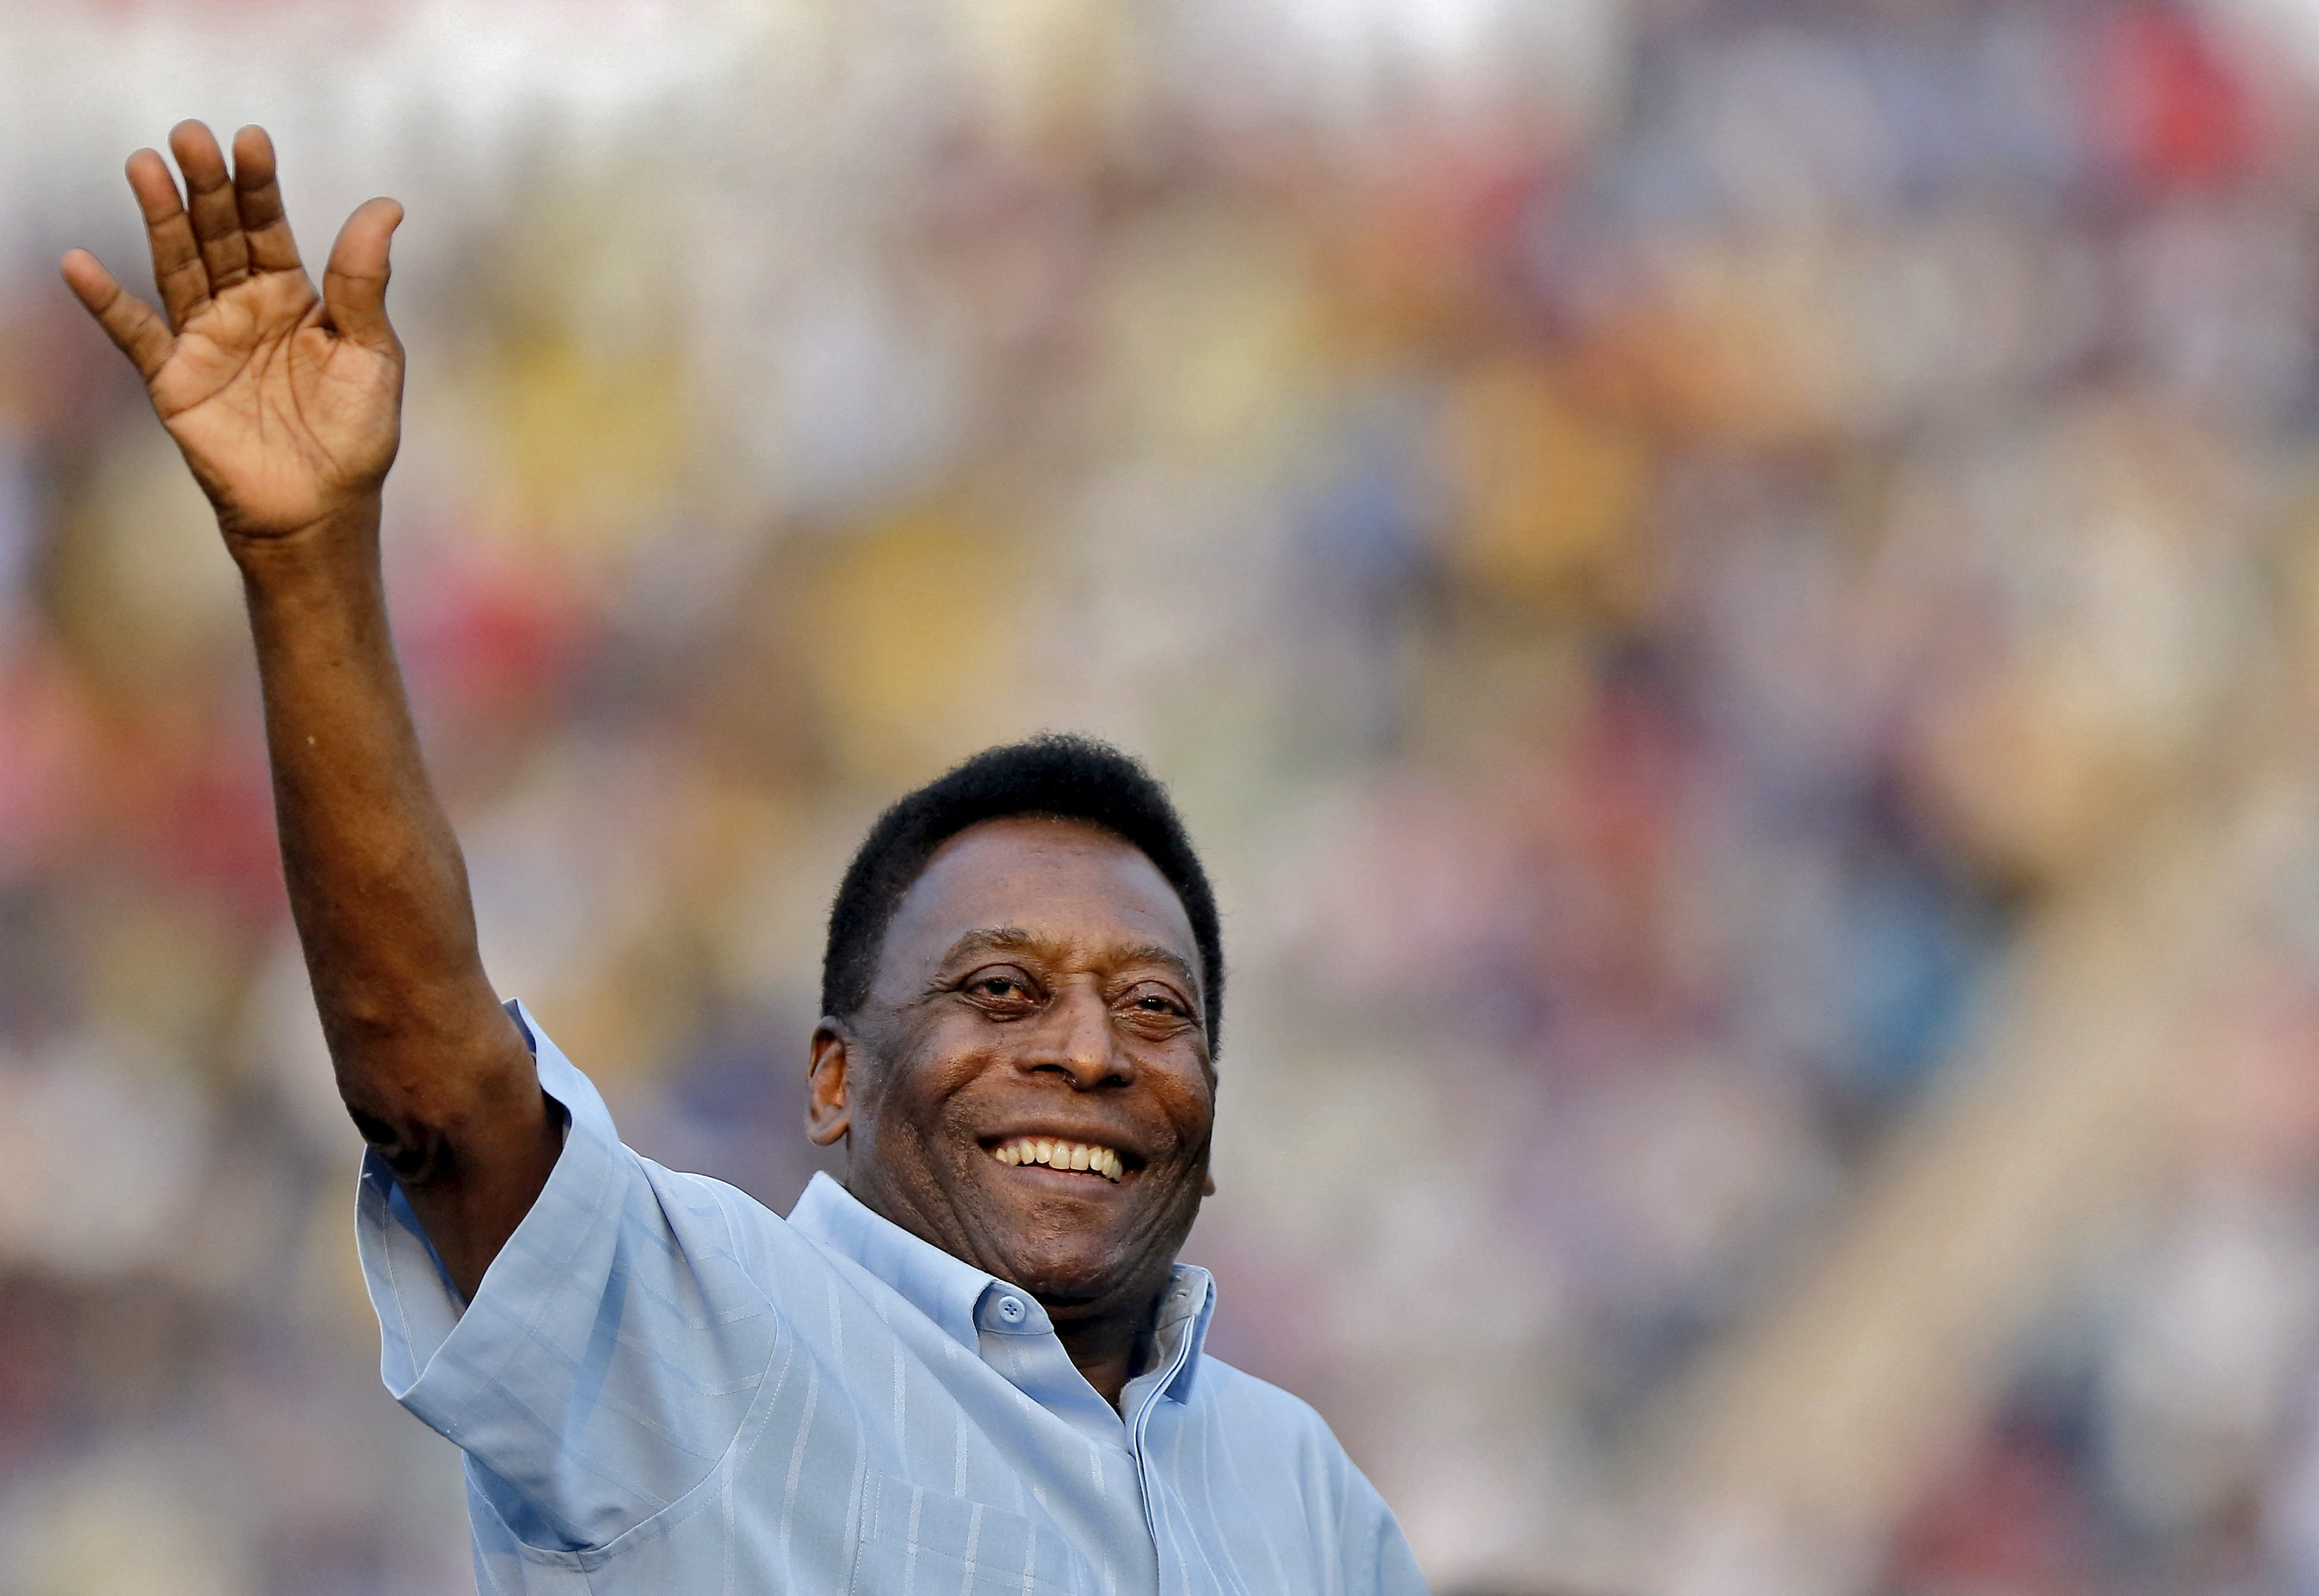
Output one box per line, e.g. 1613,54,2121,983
358,1005,1429,1595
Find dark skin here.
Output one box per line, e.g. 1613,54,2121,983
807,816,1218,1404
63,124,1215,1409
62,122,554,1296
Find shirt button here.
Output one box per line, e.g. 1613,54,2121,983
996,1295,1026,1324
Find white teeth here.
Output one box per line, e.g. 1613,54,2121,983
987,1137,1127,1183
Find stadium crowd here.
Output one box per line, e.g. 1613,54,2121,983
7,1,2319,1591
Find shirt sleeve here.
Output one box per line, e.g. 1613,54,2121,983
356,1002,785,1554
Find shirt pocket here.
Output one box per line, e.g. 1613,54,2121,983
850,1474,1093,1596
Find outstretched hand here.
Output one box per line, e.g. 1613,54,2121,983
61,121,405,542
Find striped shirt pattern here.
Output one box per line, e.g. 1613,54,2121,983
357,1005,1429,1595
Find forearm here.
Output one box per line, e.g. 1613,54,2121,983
67,123,546,1295
236,495,552,1290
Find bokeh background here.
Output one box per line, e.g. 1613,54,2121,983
10,0,2319,1591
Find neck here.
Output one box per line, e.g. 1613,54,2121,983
838,1169,1174,1412
1047,1295,1157,1409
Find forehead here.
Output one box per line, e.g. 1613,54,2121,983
876,815,1199,984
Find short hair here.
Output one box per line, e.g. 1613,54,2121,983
820,735,1224,1051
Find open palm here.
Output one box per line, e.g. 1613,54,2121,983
61,121,404,541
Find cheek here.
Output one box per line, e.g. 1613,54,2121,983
854,1041,974,1148
895,1038,1013,1136
1153,1067,1217,1145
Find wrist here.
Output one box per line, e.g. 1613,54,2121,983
227,494,385,585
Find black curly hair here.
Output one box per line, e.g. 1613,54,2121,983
820,735,1224,1050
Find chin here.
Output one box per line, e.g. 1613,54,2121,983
995,1242,1140,1306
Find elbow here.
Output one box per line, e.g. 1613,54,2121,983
329,1010,535,1186
346,1101,454,1184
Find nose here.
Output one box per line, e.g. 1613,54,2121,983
1026,979,1130,1090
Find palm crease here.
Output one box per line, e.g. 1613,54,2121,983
62,121,403,541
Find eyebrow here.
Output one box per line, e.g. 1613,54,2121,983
943,926,1203,997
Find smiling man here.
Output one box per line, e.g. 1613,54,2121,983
63,123,1427,1594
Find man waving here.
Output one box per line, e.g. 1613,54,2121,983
64,122,1427,1595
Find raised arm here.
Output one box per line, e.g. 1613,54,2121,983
62,122,556,1298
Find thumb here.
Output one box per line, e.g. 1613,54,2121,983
322,198,403,351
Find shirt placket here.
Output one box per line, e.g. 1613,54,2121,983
1120,1274,1207,1591
975,1281,1178,1595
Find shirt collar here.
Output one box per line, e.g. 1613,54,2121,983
787,1171,1214,1402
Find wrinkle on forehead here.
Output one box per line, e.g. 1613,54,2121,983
875,817,1201,989
939,925,1203,998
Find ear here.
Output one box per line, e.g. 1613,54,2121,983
806,1020,856,1146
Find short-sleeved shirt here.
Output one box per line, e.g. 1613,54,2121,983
357,1005,1429,1595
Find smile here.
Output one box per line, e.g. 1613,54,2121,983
988,1137,1127,1183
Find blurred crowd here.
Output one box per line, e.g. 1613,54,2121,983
10,0,2319,1591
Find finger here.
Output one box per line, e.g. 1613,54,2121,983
126,146,209,330
322,198,404,353
230,125,302,274
169,119,251,295
60,249,175,382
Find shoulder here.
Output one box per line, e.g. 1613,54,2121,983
631,1157,785,1242
1179,1357,1429,1591
1186,1354,1360,1477
1192,1354,1332,1429
625,1158,837,1295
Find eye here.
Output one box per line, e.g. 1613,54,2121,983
958,966,1041,1014
1119,984,1191,1022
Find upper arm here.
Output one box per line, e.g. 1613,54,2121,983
1259,1384,1427,1596
1335,1466,1430,1596
1323,1431,1429,1596
359,1008,788,1551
